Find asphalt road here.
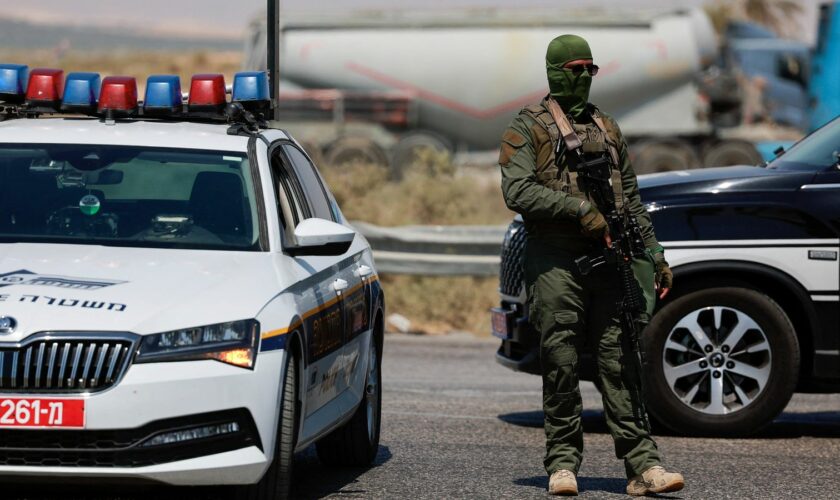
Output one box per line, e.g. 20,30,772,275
7,334,840,499
291,334,840,500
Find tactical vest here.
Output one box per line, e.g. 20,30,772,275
521,103,625,213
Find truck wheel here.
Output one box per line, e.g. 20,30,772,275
391,130,453,180
702,140,763,167
324,136,389,168
237,355,298,500
315,336,381,466
630,140,698,174
644,287,799,436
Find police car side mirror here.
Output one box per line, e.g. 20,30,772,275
288,218,355,256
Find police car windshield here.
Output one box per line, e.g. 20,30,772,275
768,117,840,171
0,144,261,251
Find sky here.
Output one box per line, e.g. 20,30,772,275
0,0,819,42
0,0,708,38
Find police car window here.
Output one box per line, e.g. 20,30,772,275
269,148,308,227
282,145,335,221
0,144,260,251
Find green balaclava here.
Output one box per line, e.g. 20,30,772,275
546,34,593,119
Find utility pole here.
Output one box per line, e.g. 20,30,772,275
267,0,280,121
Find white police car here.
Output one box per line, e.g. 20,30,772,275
0,65,384,498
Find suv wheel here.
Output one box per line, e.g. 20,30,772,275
645,287,799,436
316,336,382,465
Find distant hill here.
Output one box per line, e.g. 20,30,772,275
0,18,241,52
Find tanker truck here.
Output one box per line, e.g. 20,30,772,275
246,7,800,174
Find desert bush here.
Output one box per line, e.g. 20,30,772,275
322,154,510,336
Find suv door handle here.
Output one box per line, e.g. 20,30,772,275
355,265,372,278
332,278,349,292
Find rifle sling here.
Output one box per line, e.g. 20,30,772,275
546,98,582,152
547,98,622,168
590,112,621,167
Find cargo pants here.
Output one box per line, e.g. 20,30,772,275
524,238,661,478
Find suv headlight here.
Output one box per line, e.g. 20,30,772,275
136,319,259,369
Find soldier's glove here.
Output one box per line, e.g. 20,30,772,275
654,250,673,290
576,200,608,239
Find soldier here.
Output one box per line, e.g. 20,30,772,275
499,34,684,496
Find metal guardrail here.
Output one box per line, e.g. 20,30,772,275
350,221,507,276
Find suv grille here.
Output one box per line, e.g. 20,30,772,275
499,219,527,297
0,336,136,393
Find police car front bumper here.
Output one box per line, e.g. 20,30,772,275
0,351,287,486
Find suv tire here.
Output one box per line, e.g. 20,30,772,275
645,287,799,436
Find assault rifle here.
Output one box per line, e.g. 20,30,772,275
547,99,651,431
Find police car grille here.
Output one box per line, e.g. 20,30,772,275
0,409,260,468
0,338,134,393
499,220,527,297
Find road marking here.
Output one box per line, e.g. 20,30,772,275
387,387,540,397
384,410,500,421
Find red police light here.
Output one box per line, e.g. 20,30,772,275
98,76,138,116
25,68,64,109
188,74,226,112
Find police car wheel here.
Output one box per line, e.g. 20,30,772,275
644,287,799,437
316,336,382,466
237,354,299,500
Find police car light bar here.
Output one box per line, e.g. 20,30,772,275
98,76,138,117
232,71,270,113
144,75,183,115
25,68,64,110
188,74,227,113
62,72,101,113
0,64,28,104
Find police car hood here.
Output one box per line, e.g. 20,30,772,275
0,244,283,339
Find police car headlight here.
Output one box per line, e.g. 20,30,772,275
136,319,259,369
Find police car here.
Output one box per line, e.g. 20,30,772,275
493,115,840,436
0,65,384,498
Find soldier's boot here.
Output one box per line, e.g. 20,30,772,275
548,469,578,496
626,466,685,496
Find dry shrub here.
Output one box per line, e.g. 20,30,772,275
322,155,511,227
323,153,511,336
380,275,499,336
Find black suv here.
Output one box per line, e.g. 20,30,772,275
492,116,840,436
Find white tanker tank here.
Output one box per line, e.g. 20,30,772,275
249,8,765,172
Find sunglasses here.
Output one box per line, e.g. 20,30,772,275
563,63,600,76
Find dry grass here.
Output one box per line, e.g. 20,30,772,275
322,152,511,227
322,152,511,336
380,275,500,336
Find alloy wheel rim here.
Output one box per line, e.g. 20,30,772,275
662,306,772,415
365,342,379,440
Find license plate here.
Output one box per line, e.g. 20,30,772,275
491,308,514,340
0,397,85,429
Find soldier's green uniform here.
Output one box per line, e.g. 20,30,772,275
499,35,666,480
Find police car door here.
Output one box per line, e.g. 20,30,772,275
274,143,362,416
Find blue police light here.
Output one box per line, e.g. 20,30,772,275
0,64,28,104
62,72,101,112
232,71,270,113
144,75,182,115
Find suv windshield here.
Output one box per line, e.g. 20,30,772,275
0,144,260,251
769,117,840,171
